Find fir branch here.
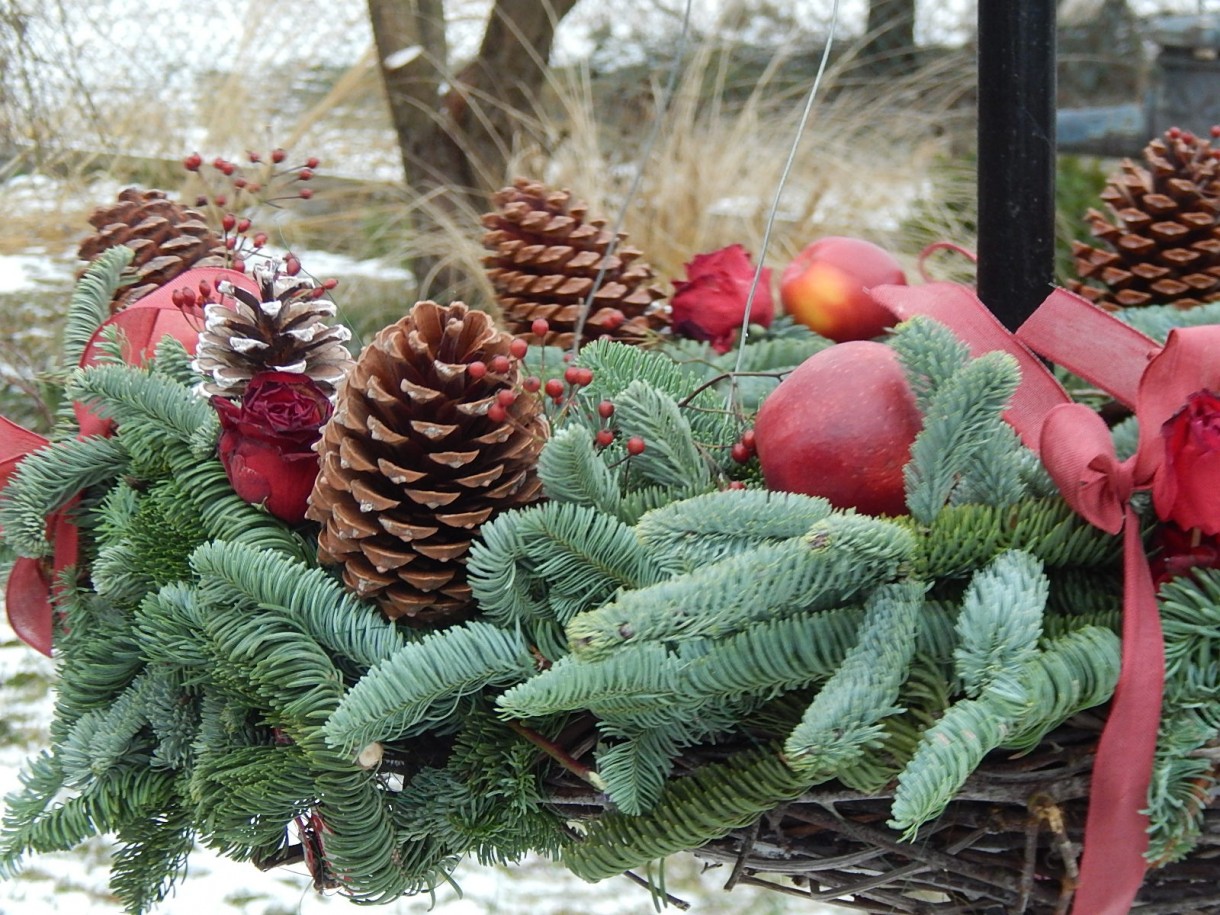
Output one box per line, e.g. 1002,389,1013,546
890,625,1119,835
563,746,812,881
61,245,133,369
611,379,713,493
679,607,863,705
567,513,913,658
68,363,215,448
903,351,1021,524
188,540,405,670
783,581,924,775
497,643,679,723
595,728,680,815
58,671,157,789
109,780,194,915
469,501,671,639
954,550,1047,698
536,425,622,515
889,315,971,413
633,488,832,573
912,497,1119,580
323,622,535,756
172,460,312,562
0,434,128,556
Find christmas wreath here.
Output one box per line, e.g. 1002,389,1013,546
2,137,1220,915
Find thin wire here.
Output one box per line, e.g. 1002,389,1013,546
569,0,694,354
731,0,842,379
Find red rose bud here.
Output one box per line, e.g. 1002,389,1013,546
1155,389,1220,535
211,372,333,523
670,244,773,354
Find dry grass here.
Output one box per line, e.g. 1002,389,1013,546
0,2,977,293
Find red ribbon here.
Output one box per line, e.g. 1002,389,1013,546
873,282,1213,915
2,267,255,654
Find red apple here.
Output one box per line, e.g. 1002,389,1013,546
754,341,921,516
781,236,907,342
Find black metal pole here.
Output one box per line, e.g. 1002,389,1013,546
976,1,1057,331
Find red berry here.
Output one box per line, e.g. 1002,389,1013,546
271,147,287,163
197,279,212,296
562,352,574,363
575,367,594,386
544,378,565,398
195,195,208,207
602,309,625,330
236,217,251,233
468,360,488,380
220,162,236,176
253,232,268,248
728,480,747,490
741,428,756,453
510,337,529,359
213,194,227,207
221,213,236,231
171,289,184,307
212,156,227,169
626,436,646,456
248,151,262,162
531,318,550,337
564,366,582,386
224,236,237,250
246,182,262,193
309,287,327,299
183,153,202,171
1211,125,1220,138
299,188,314,200
306,156,320,169
522,375,541,393
234,177,248,189
490,355,511,374
496,388,517,407
595,429,615,447
597,400,615,419
232,257,246,272
285,254,301,276
731,442,751,464
298,168,314,181
322,277,339,290
488,403,507,423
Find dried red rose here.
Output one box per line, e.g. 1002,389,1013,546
1154,388,1220,536
1151,521,1220,585
212,371,332,523
670,244,773,353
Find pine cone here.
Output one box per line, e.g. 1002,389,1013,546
1068,128,1220,310
482,177,668,348
194,259,354,400
78,188,228,310
307,301,546,626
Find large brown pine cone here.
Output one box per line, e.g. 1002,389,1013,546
307,301,546,626
1068,127,1220,310
78,188,228,310
482,177,668,348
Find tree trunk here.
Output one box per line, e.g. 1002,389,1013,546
367,0,579,298
863,0,917,73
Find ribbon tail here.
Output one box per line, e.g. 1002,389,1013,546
6,557,53,656
1071,509,1164,915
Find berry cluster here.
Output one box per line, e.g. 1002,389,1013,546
181,147,323,275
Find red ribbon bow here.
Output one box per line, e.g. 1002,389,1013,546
874,282,1216,915
3,267,255,655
